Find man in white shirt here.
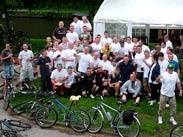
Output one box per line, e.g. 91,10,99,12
70,16,81,35
114,39,128,58
164,34,173,49
50,63,68,95
18,43,35,90
66,25,78,43
80,16,92,32
89,52,101,70
157,64,182,125
98,54,112,73
77,47,92,74
101,31,113,46
160,41,167,55
52,45,64,68
60,36,68,50
158,52,169,74
164,48,178,62
90,36,102,53
141,50,152,96
138,40,150,52
62,42,77,69
111,36,120,54
134,45,145,82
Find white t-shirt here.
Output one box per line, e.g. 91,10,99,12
98,60,112,72
90,42,101,52
78,53,92,73
164,53,178,63
52,50,64,68
166,40,173,49
50,69,68,82
60,42,68,50
134,52,145,72
62,49,77,68
90,57,101,68
116,46,129,57
124,42,134,52
65,72,76,85
18,50,34,69
141,57,152,78
111,42,120,52
47,50,54,60
101,37,113,46
80,21,92,32
142,45,150,52
160,47,167,54
158,59,169,74
160,71,179,97
70,20,82,34
66,31,78,43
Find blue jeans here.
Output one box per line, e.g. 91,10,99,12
3,64,14,79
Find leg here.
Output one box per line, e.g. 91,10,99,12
158,95,168,116
114,83,120,97
41,77,46,92
169,96,177,117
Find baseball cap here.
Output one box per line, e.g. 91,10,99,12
57,63,62,66
167,64,174,69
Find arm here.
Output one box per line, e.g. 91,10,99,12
177,81,183,97
37,65,41,77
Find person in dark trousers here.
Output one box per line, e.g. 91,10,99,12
148,54,161,106
37,49,53,94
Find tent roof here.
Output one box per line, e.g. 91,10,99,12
94,0,183,25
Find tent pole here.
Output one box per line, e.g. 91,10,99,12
127,23,132,38
145,24,150,45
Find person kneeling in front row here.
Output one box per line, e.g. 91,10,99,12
119,73,142,106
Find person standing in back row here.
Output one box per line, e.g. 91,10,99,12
52,21,67,42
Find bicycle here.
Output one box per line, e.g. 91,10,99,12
0,118,32,137
170,124,183,137
87,96,140,137
34,92,91,133
11,90,44,118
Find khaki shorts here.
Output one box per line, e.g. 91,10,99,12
143,78,149,87
20,68,34,81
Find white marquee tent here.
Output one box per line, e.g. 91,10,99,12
94,0,183,39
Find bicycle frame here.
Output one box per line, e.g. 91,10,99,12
97,96,121,127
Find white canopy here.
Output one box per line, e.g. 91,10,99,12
94,0,183,38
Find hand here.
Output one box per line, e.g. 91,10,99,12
8,54,13,58
132,95,137,98
38,74,41,78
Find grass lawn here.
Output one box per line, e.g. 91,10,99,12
11,83,183,137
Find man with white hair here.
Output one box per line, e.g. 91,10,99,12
80,16,92,32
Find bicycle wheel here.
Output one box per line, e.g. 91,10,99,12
0,129,22,137
116,115,140,137
11,103,28,115
170,124,183,137
3,84,11,110
69,109,91,133
35,106,58,128
87,107,104,133
8,119,32,131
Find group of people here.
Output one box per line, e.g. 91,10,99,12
1,16,183,126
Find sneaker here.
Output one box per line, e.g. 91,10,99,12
90,94,95,99
158,116,163,124
170,117,177,125
166,103,170,108
149,100,156,106
20,87,23,91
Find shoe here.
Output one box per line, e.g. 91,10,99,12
158,116,163,124
170,117,177,125
149,100,156,106
166,104,170,108
134,102,140,106
20,87,23,91
90,94,95,99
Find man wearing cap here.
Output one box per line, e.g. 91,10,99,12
50,63,68,95
157,64,182,125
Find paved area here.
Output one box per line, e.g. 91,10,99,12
0,100,89,137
